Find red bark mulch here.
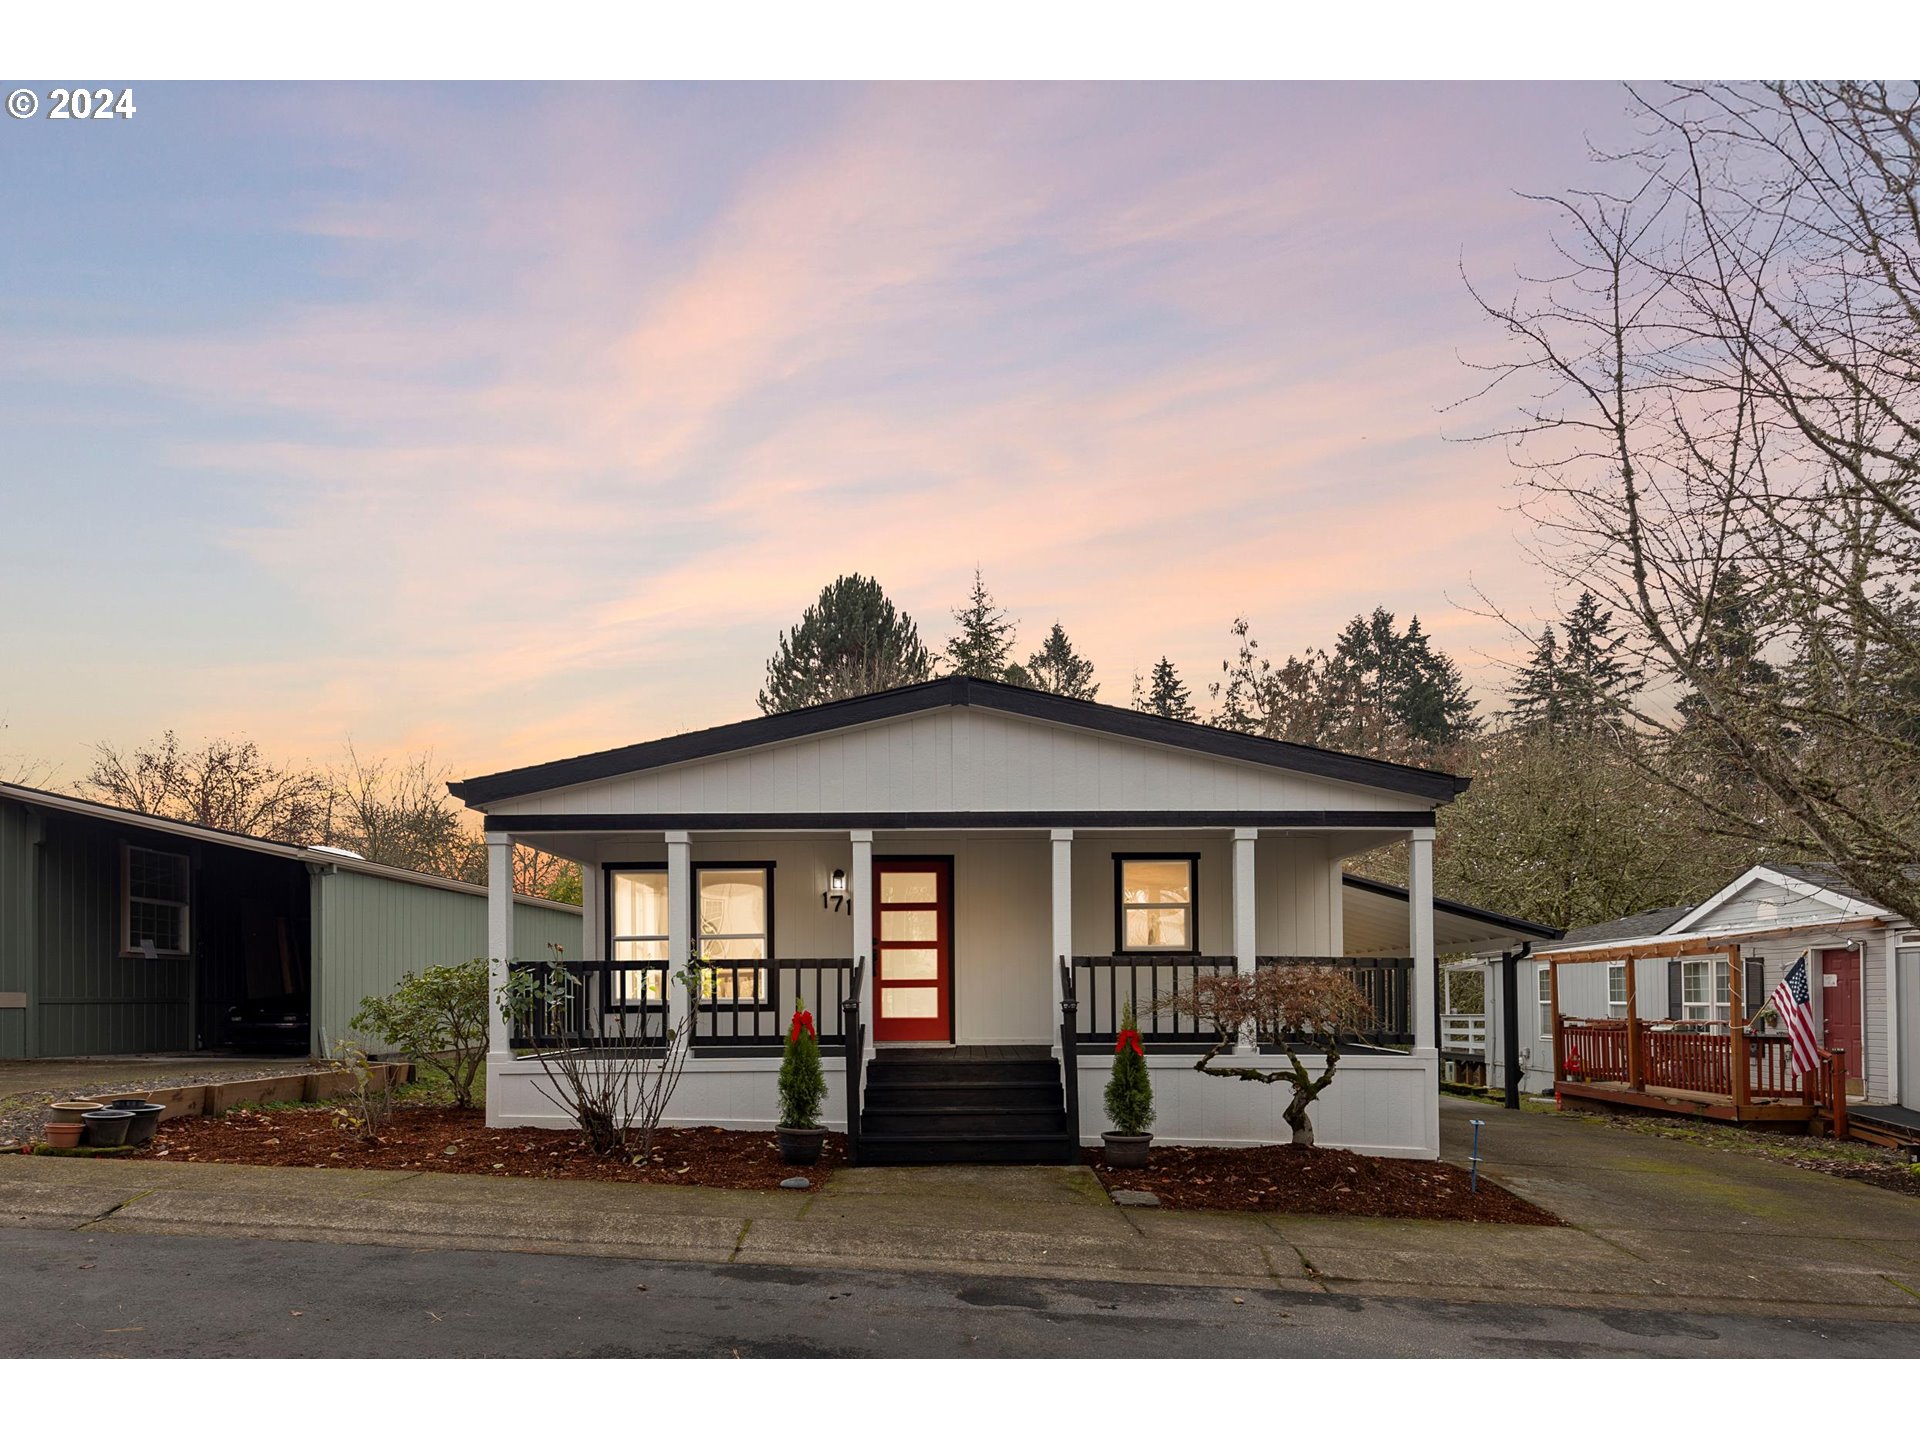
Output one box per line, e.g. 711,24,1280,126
99,1105,839,1190
1083,1143,1561,1224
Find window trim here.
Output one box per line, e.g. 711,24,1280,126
692,861,777,1010
1607,960,1627,1020
1537,964,1553,1044
1112,852,1201,956
1680,956,1730,1025
603,861,669,1010
121,842,191,958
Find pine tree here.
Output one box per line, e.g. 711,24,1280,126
1507,623,1565,737
1678,565,1779,730
1024,621,1098,699
1141,656,1196,721
757,575,934,714
1557,591,1641,736
945,570,1018,680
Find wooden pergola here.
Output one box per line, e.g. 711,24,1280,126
1543,921,1870,1135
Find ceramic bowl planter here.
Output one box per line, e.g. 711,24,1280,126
43,1121,85,1149
105,1098,167,1145
774,1126,828,1165
1101,1131,1152,1168
81,1108,133,1147
48,1099,96,1128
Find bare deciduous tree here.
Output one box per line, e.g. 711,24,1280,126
1466,81,1920,919
82,731,334,844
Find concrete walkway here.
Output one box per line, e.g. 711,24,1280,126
1,1097,1916,1320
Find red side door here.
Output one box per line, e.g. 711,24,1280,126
872,859,952,1043
1819,948,1864,1094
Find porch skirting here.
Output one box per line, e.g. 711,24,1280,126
486,1050,1440,1161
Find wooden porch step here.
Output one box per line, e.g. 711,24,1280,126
863,1106,1068,1137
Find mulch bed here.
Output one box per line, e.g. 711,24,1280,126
1082,1143,1561,1224
77,1105,840,1190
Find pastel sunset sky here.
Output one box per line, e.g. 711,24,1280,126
0,81,1647,786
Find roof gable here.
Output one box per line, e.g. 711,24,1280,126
1668,865,1891,935
451,676,1467,810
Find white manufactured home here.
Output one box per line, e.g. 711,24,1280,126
1479,865,1920,1140
450,677,1552,1163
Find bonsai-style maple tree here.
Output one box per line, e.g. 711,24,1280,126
1165,966,1374,1147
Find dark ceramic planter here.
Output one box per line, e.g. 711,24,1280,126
81,1108,133,1147
1101,1131,1152,1168
105,1098,166,1145
775,1126,828,1165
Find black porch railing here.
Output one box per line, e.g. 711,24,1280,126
1257,955,1414,1048
506,959,667,1048
842,956,865,1165
1070,954,1237,1045
1058,955,1080,1160
692,957,857,1049
506,957,858,1050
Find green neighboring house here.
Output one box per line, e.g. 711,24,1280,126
0,781,580,1061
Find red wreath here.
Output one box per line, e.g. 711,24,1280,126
1115,1027,1144,1058
788,1007,816,1044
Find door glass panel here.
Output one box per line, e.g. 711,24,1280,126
881,988,939,1018
880,871,939,903
881,948,939,980
1124,908,1188,950
881,909,938,942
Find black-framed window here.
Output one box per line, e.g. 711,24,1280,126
1114,854,1198,954
694,863,774,1006
606,863,668,1008
122,843,190,957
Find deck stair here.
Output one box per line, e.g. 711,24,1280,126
857,1046,1073,1165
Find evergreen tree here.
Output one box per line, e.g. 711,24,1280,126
1024,621,1098,699
1507,623,1565,736
757,575,933,714
945,569,1018,680
1677,564,1780,730
1507,592,1642,740
1140,655,1197,721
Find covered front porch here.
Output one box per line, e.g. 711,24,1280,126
479,820,1451,1160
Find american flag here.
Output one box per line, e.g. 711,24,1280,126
1763,952,1821,1082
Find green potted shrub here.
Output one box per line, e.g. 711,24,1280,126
1102,1000,1155,1167
775,1000,829,1164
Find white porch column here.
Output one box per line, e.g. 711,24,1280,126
1051,830,1073,1050
486,834,514,1058
1232,827,1259,1054
1409,828,1437,1053
666,832,691,1039
850,830,874,1055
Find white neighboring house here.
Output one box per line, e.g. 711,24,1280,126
449,677,1552,1163
1484,864,1920,1115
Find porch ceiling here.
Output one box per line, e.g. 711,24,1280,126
1341,874,1561,957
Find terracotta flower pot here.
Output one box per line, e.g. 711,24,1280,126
775,1126,828,1165
47,1099,96,1128
44,1121,85,1148
1101,1131,1152,1168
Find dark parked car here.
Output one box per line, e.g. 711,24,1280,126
225,995,311,1053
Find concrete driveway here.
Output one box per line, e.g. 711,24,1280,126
1439,1097,1920,1306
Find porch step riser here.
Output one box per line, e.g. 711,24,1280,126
863,1111,1067,1137
864,1083,1063,1109
865,1061,1061,1085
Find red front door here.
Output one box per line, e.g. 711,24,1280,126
872,859,952,1043
1819,948,1865,1095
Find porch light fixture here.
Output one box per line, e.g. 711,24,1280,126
830,868,847,894
823,867,850,912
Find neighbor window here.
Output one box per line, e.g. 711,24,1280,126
1681,957,1730,1024
122,844,190,957
696,865,772,1004
1116,856,1197,953
608,866,668,1007
1607,961,1627,1020
1537,965,1553,1042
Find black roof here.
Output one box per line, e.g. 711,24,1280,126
1340,873,1564,940
450,675,1471,808
1553,904,1697,947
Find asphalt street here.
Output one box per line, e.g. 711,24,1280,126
3,1229,1913,1358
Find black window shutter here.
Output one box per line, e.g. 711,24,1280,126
1667,959,1683,1020
1745,956,1765,1020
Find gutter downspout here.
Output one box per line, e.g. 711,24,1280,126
1502,941,1532,1110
